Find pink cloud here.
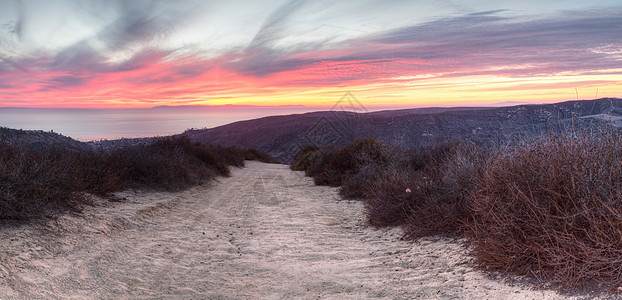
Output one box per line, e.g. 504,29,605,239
1,9,621,107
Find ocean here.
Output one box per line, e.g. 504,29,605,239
0,107,320,141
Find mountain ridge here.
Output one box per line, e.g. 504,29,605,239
2,98,620,160
183,98,622,162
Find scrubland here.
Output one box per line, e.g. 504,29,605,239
291,131,622,291
3,126,622,295
0,136,275,220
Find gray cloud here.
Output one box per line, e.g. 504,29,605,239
11,0,25,40
248,0,307,50
108,48,173,72
366,9,622,74
230,0,311,77
94,0,198,50
26,0,205,87
0,55,30,73
47,75,86,87
0,0,26,52
2,2,622,94
0,79,13,89
229,8,622,82
51,41,104,71
34,74,87,92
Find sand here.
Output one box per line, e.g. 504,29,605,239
0,161,577,299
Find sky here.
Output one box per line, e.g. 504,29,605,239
0,0,621,109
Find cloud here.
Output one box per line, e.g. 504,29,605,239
10,0,25,40
0,0,25,42
470,80,621,92
40,75,86,91
1,3,621,107
50,41,104,71
247,0,307,50
0,55,30,73
367,9,621,72
228,0,313,77
225,8,622,85
95,0,199,50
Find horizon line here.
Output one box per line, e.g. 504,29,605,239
0,97,618,110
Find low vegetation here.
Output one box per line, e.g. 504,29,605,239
469,131,622,290
0,136,275,220
292,131,622,291
291,137,483,236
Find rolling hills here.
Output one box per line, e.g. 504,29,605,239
2,98,621,162
0,127,91,151
183,98,622,162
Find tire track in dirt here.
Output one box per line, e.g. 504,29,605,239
1,161,570,299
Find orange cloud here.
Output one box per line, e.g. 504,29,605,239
1,9,621,108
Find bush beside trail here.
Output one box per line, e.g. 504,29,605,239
468,132,622,290
291,137,483,237
291,131,622,291
367,142,484,239
0,136,275,220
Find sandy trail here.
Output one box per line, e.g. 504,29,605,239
1,161,570,299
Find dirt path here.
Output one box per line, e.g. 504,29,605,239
1,161,570,299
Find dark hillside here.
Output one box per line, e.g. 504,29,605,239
0,127,92,151
184,98,622,162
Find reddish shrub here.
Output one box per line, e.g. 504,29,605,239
0,144,88,219
364,142,484,237
363,168,416,226
0,136,273,220
467,131,622,290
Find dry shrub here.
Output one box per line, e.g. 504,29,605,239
289,139,483,236
204,144,246,168
401,141,464,172
304,146,338,178
364,168,416,226
364,142,484,237
0,136,274,220
330,137,388,173
290,145,321,171
66,150,122,196
402,142,484,238
313,164,342,186
339,162,384,199
292,131,622,290
467,131,622,290
0,143,86,219
316,137,388,187
289,138,389,190
243,147,279,163
107,137,229,191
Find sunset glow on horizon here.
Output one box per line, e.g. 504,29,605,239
1,0,621,109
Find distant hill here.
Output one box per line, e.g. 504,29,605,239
4,98,620,161
0,127,92,151
183,98,622,162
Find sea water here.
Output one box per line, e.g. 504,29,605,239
0,107,319,141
